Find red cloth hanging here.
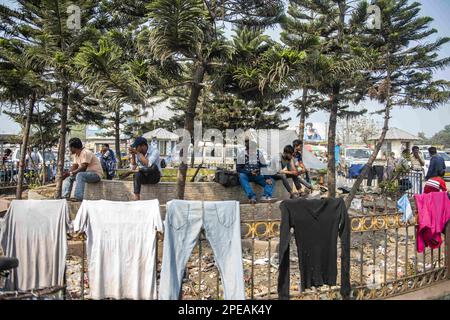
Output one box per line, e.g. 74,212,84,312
414,192,450,253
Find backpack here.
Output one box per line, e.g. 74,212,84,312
214,169,240,187
160,158,167,169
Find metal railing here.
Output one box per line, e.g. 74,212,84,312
63,196,449,300
398,171,423,197
0,163,18,187
0,162,58,188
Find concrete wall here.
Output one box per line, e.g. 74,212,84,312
84,180,291,204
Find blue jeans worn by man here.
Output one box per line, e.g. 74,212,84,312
62,171,101,200
239,173,274,200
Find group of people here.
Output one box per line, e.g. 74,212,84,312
388,146,447,194
1,147,57,183
60,135,315,203
58,134,447,203
236,138,312,204
62,136,162,201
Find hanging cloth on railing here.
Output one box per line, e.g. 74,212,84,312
278,197,351,300
73,199,163,300
0,199,71,291
397,194,413,223
159,200,245,300
414,192,450,253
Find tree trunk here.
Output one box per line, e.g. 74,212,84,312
344,102,391,208
326,91,339,198
176,62,206,200
298,87,308,143
37,107,47,185
16,96,35,199
345,45,393,208
55,86,69,199
326,1,346,199
114,108,122,169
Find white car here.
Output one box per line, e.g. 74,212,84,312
419,150,450,180
341,146,371,166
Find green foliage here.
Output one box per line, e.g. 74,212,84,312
419,125,450,148
378,180,400,195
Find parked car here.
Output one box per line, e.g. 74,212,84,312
340,146,372,176
419,150,450,180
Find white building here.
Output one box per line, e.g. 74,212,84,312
368,127,419,159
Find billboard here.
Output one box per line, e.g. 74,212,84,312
303,122,326,142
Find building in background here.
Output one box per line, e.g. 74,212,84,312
143,128,179,157
84,126,129,155
368,127,419,159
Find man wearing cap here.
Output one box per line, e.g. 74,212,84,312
129,136,162,200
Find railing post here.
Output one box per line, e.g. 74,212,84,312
446,222,450,280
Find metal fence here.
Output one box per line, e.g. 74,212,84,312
0,162,18,187
0,162,58,188
398,171,423,198
61,196,448,300
337,170,424,198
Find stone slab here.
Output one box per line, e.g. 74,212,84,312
84,180,291,204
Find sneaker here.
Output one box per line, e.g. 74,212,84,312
248,197,257,204
290,192,300,199
260,196,278,203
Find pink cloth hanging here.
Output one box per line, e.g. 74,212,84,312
414,192,450,253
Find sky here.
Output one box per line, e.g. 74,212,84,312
0,0,449,137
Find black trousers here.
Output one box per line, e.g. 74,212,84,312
367,165,384,187
273,173,312,193
104,169,114,180
133,165,161,194
273,173,302,193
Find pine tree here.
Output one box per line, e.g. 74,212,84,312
144,0,285,199
280,0,375,197
345,0,450,207
0,0,103,198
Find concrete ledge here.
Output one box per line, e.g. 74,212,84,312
385,280,450,300
84,180,290,204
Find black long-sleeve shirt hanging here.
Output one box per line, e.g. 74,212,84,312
277,197,351,299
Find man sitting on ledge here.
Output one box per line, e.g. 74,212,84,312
237,137,276,204
128,136,162,201
62,137,102,201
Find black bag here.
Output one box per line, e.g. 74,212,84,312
214,169,240,187
399,178,412,192
160,158,167,169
